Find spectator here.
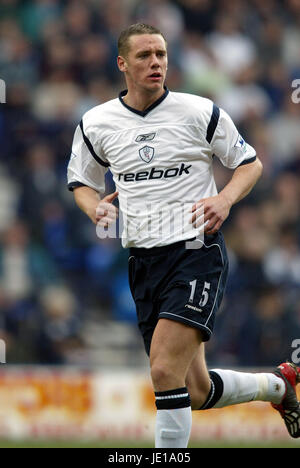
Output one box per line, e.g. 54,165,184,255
215,63,271,124
36,285,83,364
263,225,300,287
0,220,59,302
207,14,257,78
236,285,299,366
180,31,229,97
267,94,300,166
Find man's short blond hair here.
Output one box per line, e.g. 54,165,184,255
118,23,167,58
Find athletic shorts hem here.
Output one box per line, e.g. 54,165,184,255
158,312,212,342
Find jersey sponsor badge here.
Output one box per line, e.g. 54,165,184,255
139,145,155,163
234,134,247,153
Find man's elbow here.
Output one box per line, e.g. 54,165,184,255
256,157,263,179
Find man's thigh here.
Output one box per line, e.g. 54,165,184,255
129,232,228,356
157,234,229,344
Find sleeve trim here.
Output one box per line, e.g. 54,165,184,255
68,181,88,192
237,156,257,167
206,104,220,144
79,120,110,168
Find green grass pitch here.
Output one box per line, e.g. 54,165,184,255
0,439,299,448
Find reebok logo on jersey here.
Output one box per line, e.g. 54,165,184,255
135,132,156,142
118,163,192,182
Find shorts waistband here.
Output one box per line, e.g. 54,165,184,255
129,233,222,257
129,238,197,257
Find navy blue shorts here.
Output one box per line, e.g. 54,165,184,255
128,232,229,356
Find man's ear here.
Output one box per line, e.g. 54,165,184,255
117,55,128,72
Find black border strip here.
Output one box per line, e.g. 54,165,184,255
238,155,257,167
79,120,110,168
68,181,87,192
206,104,220,144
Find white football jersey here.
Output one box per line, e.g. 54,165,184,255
67,88,256,248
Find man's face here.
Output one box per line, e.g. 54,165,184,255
118,34,168,94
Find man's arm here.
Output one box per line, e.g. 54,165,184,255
74,186,118,226
191,158,263,235
219,157,263,206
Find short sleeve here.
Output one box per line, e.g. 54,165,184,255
67,121,109,194
208,106,256,169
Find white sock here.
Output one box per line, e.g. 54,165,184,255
155,407,192,448
210,369,285,408
155,387,192,448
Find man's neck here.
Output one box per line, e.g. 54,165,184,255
123,87,165,112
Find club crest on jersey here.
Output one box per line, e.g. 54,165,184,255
139,145,155,163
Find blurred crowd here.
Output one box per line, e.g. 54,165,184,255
0,0,300,367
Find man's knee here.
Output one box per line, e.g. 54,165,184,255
149,319,203,391
150,360,182,391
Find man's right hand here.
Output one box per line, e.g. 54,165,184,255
96,191,119,228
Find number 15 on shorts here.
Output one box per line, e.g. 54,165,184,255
189,280,211,307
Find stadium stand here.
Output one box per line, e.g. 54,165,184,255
0,0,299,367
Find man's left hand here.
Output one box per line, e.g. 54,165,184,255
190,194,231,235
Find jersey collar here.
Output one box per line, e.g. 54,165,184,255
119,86,169,117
